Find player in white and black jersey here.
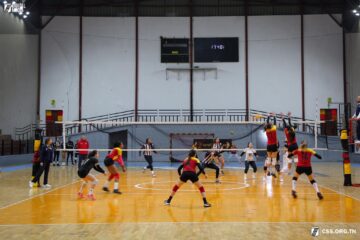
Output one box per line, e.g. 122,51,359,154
140,138,157,177
198,151,221,183
212,138,225,175
240,143,258,180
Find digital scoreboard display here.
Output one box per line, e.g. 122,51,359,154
194,37,239,62
161,38,189,63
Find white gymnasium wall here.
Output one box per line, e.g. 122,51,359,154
304,15,343,120
0,34,38,135
138,17,190,109
0,9,38,136
248,15,302,117
193,17,245,109
82,17,135,118
39,15,344,123
346,33,360,113
40,17,80,122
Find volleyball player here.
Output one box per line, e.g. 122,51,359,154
140,138,157,177
77,150,106,200
164,150,211,208
288,141,324,200
264,113,278,179
198,151,220,183
282,112,299,174
212,138,225,175
240,142,258,180
102,142,126,194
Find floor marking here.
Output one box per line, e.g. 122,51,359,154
0,221,358,227
0,180,82,211
134,181,250,192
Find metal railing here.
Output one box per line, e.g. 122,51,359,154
14,108,339,142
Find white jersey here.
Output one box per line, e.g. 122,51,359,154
243,148,257,161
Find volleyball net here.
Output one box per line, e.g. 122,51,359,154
52,118,343,162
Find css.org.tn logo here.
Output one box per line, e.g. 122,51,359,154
311,227,320,237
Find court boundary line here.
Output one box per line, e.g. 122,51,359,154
0,169,359,213
0,179,82,211
0,221,359,227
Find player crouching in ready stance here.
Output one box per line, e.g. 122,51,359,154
164,150,211,208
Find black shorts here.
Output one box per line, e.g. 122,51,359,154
77,170,88,179
296,166,313,176
214,152,222,157
180,171,199,183
267,144,278,153
104,157,114,167
288,143,298,152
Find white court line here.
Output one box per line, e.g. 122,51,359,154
297,177,360,202
0,221,357,227
134,181,250,192
0,179,82,211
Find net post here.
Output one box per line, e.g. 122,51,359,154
314,120,318,149
340,129,352,186
62,121,66,150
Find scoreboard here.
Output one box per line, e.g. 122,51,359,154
161,38,189,63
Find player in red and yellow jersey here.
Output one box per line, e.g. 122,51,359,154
264,113,279,179
282,112,299,173
102,142,126,194
164,150,211,208
288,141,323,200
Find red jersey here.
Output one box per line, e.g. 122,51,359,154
32,151,40,163
266,125,278,145
182,157,201,173
293,148,316,167
106,147,124,167
285,128,297,145
77,139,89,155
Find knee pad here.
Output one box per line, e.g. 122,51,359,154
275,164,280,172
92,179,99,185
172,185,179,192
253,167,257,173
263,166,267,171
310,180,316,184
199,186,205,193
108,173,114,181
292,176,298,181
114,173,120,180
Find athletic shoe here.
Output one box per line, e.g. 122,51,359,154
87,194,96,201
280,177,284,182
29,181,34,188
113,189,122,194
152,173,156,178
204,203,212,208
292,190,297,199
164,200,170,206
252,174,256,179
57,163,60,166
262,176,266,181
215,179,221,184
43,184,51,188
271,173,277,178
143,167,146,173
78,192,85,199
221,170,225,175
52,163,55,166
317,192,324,200
102,187,110,192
